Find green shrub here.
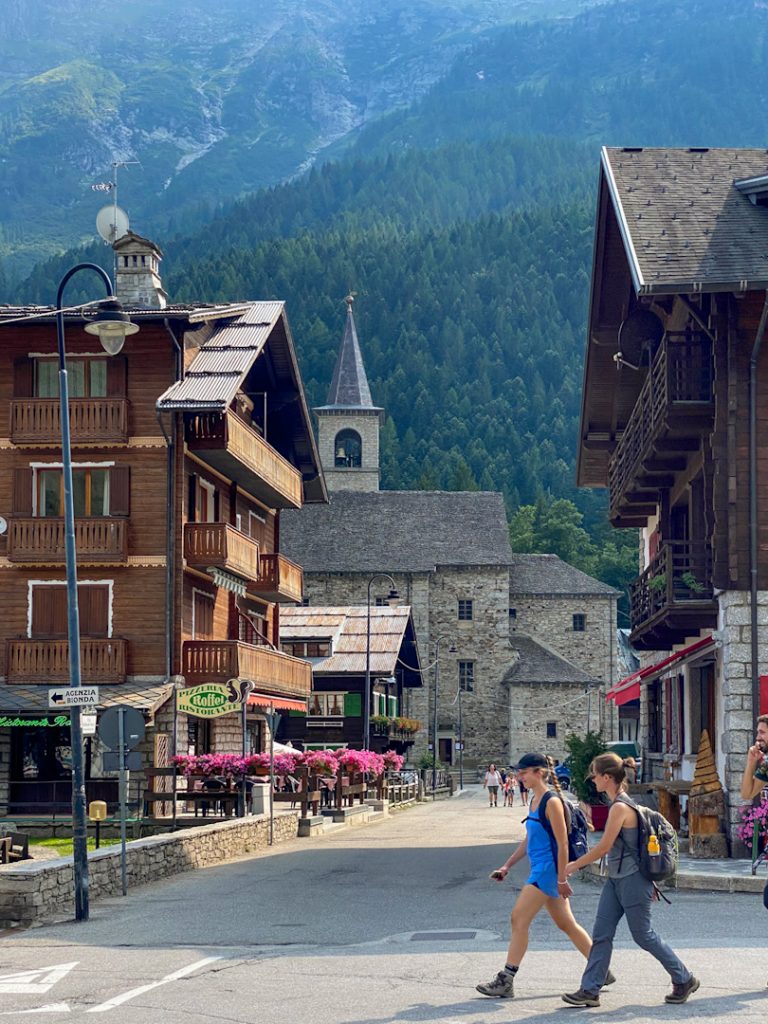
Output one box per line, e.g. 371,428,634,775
564,730,607,803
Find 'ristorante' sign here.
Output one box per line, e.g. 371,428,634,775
0,714,72,728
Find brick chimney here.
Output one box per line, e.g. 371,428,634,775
113,232,168,309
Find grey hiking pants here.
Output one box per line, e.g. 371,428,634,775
581,871,692,994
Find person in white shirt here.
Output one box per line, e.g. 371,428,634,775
484,763,503,806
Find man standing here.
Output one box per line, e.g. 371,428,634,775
484,763,502,807
741,715,768,801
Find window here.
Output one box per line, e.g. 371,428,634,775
281,639,331,658
509,608,517,619
187,474,219,523
334,429,362,468
308,692,345,717
458,661,474,692
572,613,586,632
546,721,557,739
458,599,473,621
38,467,109,517
36,358,107,398
192,590,215,640
374,596,389,607
31,583,109,639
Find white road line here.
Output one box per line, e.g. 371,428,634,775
86,957,222,1014
0,962,78,995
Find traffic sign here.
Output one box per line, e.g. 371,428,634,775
98,706,145,751
48,687,99,709
81,713,97,736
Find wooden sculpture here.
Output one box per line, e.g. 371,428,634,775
687,729,728,858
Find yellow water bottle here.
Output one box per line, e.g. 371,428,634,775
647,832,661,870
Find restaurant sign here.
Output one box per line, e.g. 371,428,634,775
0,714,71,728
176,683,242,719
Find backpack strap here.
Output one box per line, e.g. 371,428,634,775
613,791,641,868
537,790,568,864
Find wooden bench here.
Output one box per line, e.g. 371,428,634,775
2,832,31,862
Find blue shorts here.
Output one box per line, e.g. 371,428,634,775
526,865,559,899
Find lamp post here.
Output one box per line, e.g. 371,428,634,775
364,574,399,750
56,264,138,921
432,636,456,791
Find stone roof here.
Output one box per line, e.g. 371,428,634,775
602,146,768,294
281,490,512,572
510,554,619,596
315,298,379,410
503,634,598,686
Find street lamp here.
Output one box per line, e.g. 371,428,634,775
364,574,399,750
432,637,456,791
452,671,470,791
56,263,138,921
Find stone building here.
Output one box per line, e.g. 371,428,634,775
282,300,619,768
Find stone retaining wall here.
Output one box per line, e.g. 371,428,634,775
0,810,299,927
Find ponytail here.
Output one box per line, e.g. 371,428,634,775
546,755,563,795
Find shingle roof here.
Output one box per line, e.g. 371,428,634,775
281,490,512,572
0,683,173,717
503,634,597,685
315,299,379,410
510,554,619,596
279,605,421,681
603,146,768,294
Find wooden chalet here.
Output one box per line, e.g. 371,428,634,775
0,234,326,817
579,147,768,843
278,606,422,752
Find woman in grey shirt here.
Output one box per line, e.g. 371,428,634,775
560,752,699,1008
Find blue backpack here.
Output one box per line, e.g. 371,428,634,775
538,791,590,862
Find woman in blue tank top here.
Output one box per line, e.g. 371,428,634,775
476,752,613,1000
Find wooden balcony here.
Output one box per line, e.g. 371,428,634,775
7,639,127,683
629,540,718,650
608,333,714,526
253,553,303,603
184,523,261,582
8,518,127,564
186,411,302,510
10,399,129,445
182,640,311,698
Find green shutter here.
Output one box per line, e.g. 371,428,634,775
389,696,398,717
344,692,362,717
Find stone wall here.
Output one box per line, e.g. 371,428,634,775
315,409,380,492
508,681,597,763
0,811,299,927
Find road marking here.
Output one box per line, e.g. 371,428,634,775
0,963,78,995
86,957,222,1013
8,1004,71,1014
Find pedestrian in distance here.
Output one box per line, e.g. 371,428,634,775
484,763,502,807
518,774,529,806
503,773,515,807
561,752,699,1008
476,752,611,1000
740,714,768,801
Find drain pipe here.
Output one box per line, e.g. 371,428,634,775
749,296,768,721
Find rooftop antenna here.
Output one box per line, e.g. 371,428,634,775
92,160,141,280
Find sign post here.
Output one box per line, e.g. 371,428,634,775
98,705,145,895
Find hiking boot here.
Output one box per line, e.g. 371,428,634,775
476,971,514,998
664,977,700,1004
602,970,616,987
562,988,600,1007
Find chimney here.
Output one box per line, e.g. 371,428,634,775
113,232,168,309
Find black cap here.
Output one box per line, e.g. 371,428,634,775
514,752,548,770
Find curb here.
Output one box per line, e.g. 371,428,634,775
586,862,766,894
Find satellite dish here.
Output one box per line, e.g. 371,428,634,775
616,308,664,369
96,204,130,243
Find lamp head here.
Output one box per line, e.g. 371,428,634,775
386,587,400,606
84,298,139,355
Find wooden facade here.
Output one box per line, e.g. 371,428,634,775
0,284,325,815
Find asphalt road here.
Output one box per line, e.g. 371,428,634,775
1,787,768,1022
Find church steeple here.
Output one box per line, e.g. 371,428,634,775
314,295,382,492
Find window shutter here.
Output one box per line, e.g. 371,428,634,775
32,586,69,639
12,468,33,516
343,692,362,717
13,357,33,398
188,474,197,522
110,466,130,516
79,585,109,638
106,356,127,396
213,489,220,523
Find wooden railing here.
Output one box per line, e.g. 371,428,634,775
255,553,304,603
8,518,127,563
186,411,302,509
10,399,129,444
184,523,261,581
7,639,127,683
608,333,713,516
182,640,311,697
629,540,715,630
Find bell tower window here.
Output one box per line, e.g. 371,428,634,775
334,428,362,468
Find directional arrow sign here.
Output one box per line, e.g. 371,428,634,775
48,687,99,709
0,962,77,995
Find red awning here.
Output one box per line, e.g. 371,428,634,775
606,635,717,706
247,693,307,712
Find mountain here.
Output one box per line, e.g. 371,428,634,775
0,0,604,276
